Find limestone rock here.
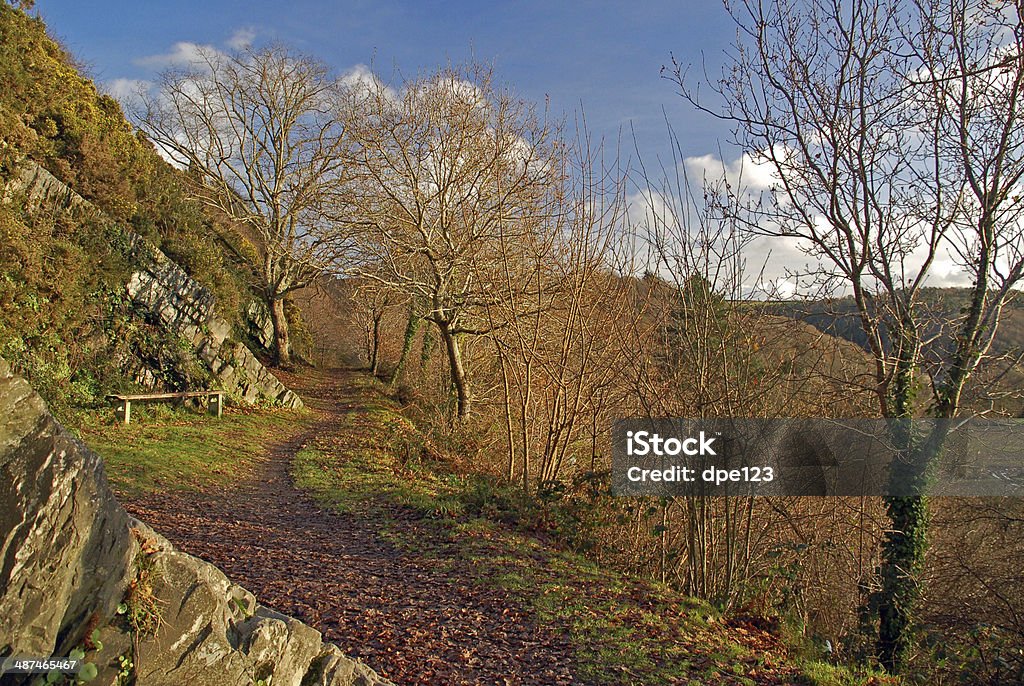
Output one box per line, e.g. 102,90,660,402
0,358,390,686
0,358,133,660
124,234,303,409
2,161,93,215
3,160,303,410
246,299,279,355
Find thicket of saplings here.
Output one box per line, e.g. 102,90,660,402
343,275,1024,684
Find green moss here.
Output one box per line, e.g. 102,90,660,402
795,660,897,686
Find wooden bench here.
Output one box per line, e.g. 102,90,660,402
107,391,225,425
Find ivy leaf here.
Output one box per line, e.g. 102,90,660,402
78,661,98,682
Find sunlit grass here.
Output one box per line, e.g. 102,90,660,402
82,404,313,496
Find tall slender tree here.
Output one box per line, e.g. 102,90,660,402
671,0,1024,671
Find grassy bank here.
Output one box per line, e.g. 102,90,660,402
82,404,313,496
290,373,896,686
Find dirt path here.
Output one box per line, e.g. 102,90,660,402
120,368,579,686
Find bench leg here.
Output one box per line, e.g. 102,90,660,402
115,400,131,425
209,393,223,419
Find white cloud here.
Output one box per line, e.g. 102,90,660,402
428,77,487,110
150,139,186,168
134,28,250,70
341,64,399,104
926,256,973,287
683,147,784,194
341,64,379,89
135,41,218,69
227,27,256,50
626,189,680,235
741,235,818,299
676,148,987,297
753,276,799,300
737,218,987,297
102,78,152,106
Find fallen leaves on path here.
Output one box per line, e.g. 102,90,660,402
120,369,578,686
119,367,803,685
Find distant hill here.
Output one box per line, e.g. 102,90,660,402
768,289,1024,415
616,273,880,417
770,290,1020,348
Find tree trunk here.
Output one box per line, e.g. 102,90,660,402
438,321,470,420
268,296,292,368
876,339,926,673
495,344,517,481
388,305,421,389
369,312,383,377
877,494,928,672
419,326,434,372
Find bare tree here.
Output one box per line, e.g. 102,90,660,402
343,64,563,420
136,44,352,367
484,124,634,488
670,0,1024,671
353,280,392,376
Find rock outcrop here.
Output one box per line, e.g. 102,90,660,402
4,161,302,409
0,357,389,685
3,159,93,216
125,235,302,409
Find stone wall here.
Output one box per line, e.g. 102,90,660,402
4,161,302,409
0,357,389,686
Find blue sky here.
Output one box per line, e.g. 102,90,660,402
37,0,739,168
38,0,871,295
30,1,985,295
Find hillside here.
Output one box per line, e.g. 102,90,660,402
0,4,295,423
769,292,1024,415
769,290,1024,357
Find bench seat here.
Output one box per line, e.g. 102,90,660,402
106,391,224,424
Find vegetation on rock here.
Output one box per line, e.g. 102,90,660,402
0,5,281,424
